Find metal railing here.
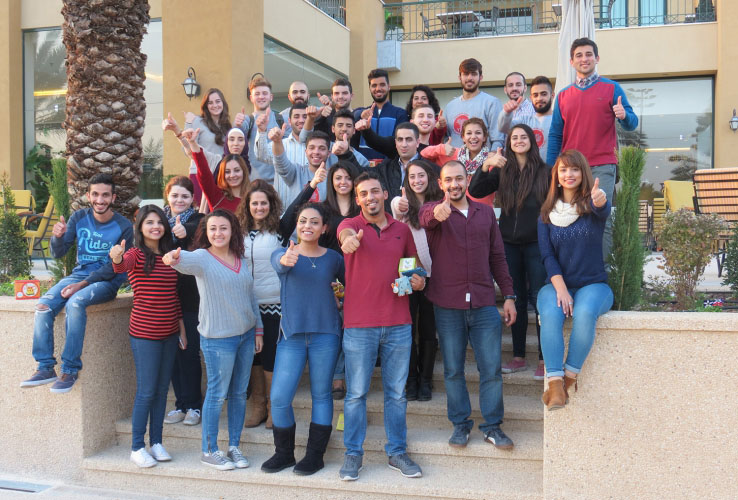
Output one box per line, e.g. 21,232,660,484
383,0,715,41
308,0,346,26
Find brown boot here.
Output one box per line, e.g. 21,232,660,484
264,370,273,429
564,375,578,403
541,379,566,411
244,366,267,428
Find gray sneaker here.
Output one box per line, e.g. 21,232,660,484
20,369,57,387
49,373,77,393
448,426,470,448
483,427,514,450
183,409,201,426
164,409,185,424
201,450,235,470
227,446,249,468
339,454,363,481
388,453,422,478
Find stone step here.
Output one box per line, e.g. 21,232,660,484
84,440,542,500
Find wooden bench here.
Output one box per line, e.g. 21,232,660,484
638,199,652,248
652,197,666,249
692,167,738,277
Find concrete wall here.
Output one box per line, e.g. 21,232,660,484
544,311,738,499
0,295,135,481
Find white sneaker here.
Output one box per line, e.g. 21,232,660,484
150,443,172,462
183,408,201,426
164,409,185,424
131,448,157,468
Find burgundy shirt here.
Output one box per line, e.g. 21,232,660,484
338,213,418,328
419,198,514,309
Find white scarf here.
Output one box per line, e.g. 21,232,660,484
548,200,580,227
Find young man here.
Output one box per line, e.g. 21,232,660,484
21,173,133,393
419,160,517,450
498,75,555,161
502,72,535,120
329,109,370,169
271,129,331,206
443,58,504,150
303,78,354,141
279,81,310,123
547,38,638,258
353,69,409,161
355,104,437,156
337,171,425,481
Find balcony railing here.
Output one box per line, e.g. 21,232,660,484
383,0,715,41
308,0,346,26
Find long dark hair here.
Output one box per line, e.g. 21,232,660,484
134,205,175,275
405,85,441,117
236,180,282,233
403,159,443,229
540,149,595,224
497,124,549,216
325,161,360,219
193,209,245,258
200,88,231,146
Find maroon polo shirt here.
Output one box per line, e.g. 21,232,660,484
419,198,514,309
338,213,418,328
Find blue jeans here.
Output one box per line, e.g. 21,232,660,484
130,334,178,451
343,324,411,457
537,283,613,378
32,273,119,375
504,241,546,359
270,332,340,428
592,164,616,261
434,305,504,432
199,329,255,453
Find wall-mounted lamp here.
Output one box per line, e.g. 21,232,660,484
182,67,200,100
730,109,738,132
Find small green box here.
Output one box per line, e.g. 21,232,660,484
398,257,417,274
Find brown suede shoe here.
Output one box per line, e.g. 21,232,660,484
564,375,578,403
541,379,566,411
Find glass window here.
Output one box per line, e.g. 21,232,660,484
639,0,666,26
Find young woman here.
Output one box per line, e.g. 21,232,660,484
184,88,233,156
182,127,250,213
420,117,496,205
109,205,182,468
536,149,613,410
262,203,344,476
404,85,445,145
468,124,550,379
235,180,292,430
161,176,205,427
164,209,264,470
389,159,443,401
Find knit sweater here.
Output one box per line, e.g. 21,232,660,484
171,249,262,338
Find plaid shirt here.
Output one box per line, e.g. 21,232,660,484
575,72,600,89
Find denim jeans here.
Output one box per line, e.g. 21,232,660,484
537,282,613,378
343,324,411,457
130,334,178,451
270,332,340,428
592,164,616,261
433,305,504,433
32,273,119,375
171,311,202,412
199,329,255,453
504,241,546,359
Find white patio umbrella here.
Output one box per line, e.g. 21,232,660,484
554,0,596,94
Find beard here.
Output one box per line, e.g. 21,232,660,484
371,92,388,104
534,100,552,114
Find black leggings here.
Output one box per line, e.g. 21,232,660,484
252,309,281,372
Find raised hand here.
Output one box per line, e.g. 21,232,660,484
234,106,247,128
52,215,67,239
341,229,363,254
172,215,186,239
162,112,181,134
256,108,270,133
482,147,506,172
354,118,369,132
268,123,286,142
612,96,625,120
503,96,523,114
591,177,607,207
436,109,447,130
306,105,319,120
443,137,454,157
320,105,332,118
162,247,181,266
396,187,409,214
109,239,126,263
280,240,299,267
310,162,327,189
332,133,350,156
360,103,376,122
317,92,331,106
433,191,453,222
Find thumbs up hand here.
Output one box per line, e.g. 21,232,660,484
172,215,186,239
341,229,363,254
443,137,455,157
234,106,247,128
591,177,607,208
109,239,126,263
397,187,409,214
613,95,626,120
52,215,67,238
256,108,270,132
332,133,350,156
280,240,300,267
504,96,524,114
267,124,285,142
433,191,453,222
184,111,197,125
317,92,332,106
163,247,182,266
436,109,447,130
482,147,507,172
354,118,369,132
162,112,181,134
360,103,376,122
310,162,327,189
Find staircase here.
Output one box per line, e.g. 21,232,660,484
82,314,544,499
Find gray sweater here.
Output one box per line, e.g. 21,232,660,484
172,249,263,339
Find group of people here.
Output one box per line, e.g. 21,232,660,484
21,37,636,480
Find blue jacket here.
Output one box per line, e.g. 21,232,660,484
353,102,409,161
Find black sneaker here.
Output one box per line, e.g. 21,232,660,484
448,425,470,448
483,427,514,450
50,372,78,393
405,378,418,401
20,369,57,388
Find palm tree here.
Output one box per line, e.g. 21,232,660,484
61,0,150,218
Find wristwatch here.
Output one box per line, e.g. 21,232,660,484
503,295,517,301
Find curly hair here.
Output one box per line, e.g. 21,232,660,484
193,209,245,258
236,179,282,233
405,85,441,117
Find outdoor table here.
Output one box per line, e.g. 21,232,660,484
436,11,482,38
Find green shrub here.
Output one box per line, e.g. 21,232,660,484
44,157,77,283
657,208,726,310
0,176,32,282
722,223,738,298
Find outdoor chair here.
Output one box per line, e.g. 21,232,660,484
663,180,694,211
652,197,666,249
638,199,652,248
24,196,56,270
0,189,36,227
475,7,499,36
419,12,446,40
692,167,738,277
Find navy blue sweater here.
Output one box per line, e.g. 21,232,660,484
353,102,408,161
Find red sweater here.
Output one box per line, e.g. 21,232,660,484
112,247,181,340
193,149,241,212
